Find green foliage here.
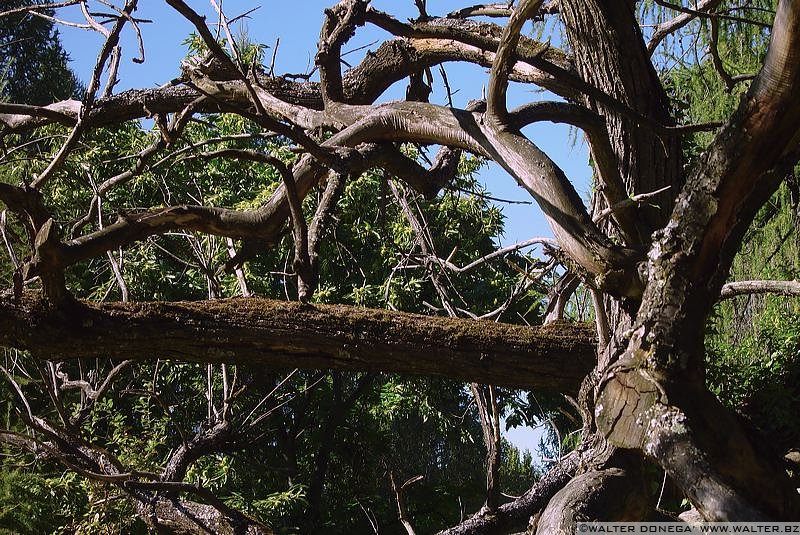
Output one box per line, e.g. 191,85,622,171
662,2,774,163
0,108,544,533
500,439,539,497
0,470,86,534
0,0,83,105
708,301,800,453
183,30,270,66
707,181,800,453
228,484,309,523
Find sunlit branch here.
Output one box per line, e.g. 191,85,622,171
486,0,544,124
647,0,722,55
718,280,800,300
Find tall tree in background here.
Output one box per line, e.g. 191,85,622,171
1,1,800,533
0,1,82,105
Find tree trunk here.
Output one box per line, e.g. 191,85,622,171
526,3,685,529
591,0,800,521
534,461,649,534
560,0,682,237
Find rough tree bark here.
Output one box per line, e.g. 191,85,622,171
594,0,800,522
0,293,595,392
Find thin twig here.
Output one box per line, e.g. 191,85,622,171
592,186,672,223
0,1,81,17
390,471,424,535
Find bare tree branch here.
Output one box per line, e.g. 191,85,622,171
647,0,722,55
719,279,800,300
31,0,139,190
390,472,424,535
709,17,735,91
0,1,81,18
486,0,545,125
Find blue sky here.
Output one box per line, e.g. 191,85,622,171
54,0,590,454
56,1,593,246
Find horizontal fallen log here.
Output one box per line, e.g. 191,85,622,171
0,294,596,393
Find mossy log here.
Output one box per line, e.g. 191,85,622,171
0,293,596,392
